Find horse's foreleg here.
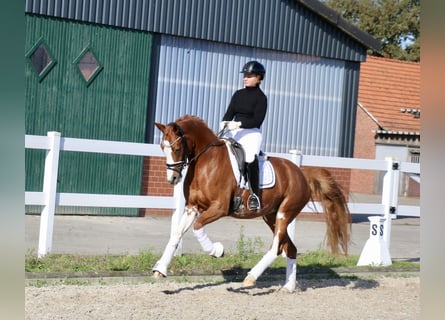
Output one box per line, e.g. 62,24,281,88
152,206,197,277
193,228,224,257
192,203,227,258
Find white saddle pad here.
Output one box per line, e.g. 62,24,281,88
225,142,276,189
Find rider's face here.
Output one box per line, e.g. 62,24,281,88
243,73,261,87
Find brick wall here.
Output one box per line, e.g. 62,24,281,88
407,176,420,197
139,156,174,216
350,107,377,194
323,167,351,199
140,156,352,216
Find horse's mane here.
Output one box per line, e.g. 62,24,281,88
176,114,216,136
176,114,207,126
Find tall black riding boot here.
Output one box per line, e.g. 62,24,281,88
246,157,261,211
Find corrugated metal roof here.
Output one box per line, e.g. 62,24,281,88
25,0,377,62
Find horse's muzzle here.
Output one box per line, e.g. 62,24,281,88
167,173,182,185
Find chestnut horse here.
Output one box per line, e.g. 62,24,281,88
153,115,350,292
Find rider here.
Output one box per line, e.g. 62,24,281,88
220,60,267,211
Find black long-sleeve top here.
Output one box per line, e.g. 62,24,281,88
222,85,267,129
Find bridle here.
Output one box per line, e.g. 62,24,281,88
162,123,189,178
162,122,227,179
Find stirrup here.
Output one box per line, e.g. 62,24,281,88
247,193,261,211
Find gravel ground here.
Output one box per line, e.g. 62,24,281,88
25,275,419,320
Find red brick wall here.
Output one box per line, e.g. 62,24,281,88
139,156,352,216
407,177,420,197
139,156,174,216
324,167,351,199
350,107,377,194
300,166,351,200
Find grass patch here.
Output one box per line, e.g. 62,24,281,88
25,249,418,276
25,227,418,275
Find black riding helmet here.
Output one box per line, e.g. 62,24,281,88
240,61,266,80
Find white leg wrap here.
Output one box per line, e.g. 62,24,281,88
283,258,297,292
248,250,278,280
153,207,197,277
210,242,224,258
193,228,224,257
193,228,214,252
152,236,180,276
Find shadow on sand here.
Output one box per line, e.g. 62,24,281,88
161,266,379,295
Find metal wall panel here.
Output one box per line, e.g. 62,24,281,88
25,15,152,215
26,0,370,62
152,35,348,157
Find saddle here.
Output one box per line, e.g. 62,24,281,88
224,138,274,212
223,138,274,188
224,137,247,179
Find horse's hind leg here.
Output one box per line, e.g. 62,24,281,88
271,215,298,293
243,212,298,292
241,213,283,287
152,206,198,277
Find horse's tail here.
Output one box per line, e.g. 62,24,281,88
301,167,351,255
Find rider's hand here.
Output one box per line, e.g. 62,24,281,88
225,121,242,130
219,121,228,130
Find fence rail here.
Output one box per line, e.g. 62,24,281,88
25,132,420,257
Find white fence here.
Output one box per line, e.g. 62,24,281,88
25,132,420,257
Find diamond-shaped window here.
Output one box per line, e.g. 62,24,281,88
26,38,57,81
74,47,103,86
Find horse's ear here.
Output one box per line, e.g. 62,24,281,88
154,122,166,133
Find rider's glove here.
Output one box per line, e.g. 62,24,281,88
220,121,242,131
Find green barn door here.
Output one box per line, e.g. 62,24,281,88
25,16,152,216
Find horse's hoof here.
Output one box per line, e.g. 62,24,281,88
153,271,166,278
241,274,256,288
210,242,224,258
279,285,295,294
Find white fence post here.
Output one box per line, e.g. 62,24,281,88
357,157,401,266
38,132,61,257
381,157,400,248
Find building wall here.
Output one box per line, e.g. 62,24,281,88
149,35,358,157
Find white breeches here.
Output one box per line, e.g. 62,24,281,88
225,128,262,163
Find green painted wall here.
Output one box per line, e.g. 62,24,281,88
25,15,152,216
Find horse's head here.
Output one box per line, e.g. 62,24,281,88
154,121,188,185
